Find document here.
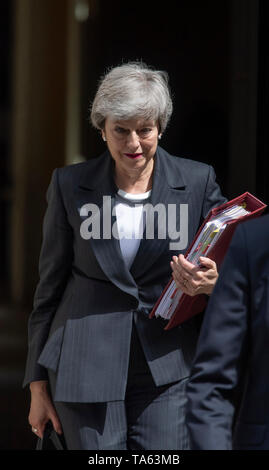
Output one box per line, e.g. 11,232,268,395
154,204,249,320
150,192,267,329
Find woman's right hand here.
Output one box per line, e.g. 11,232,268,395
28,380,63,439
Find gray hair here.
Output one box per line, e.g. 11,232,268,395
90,61,173,133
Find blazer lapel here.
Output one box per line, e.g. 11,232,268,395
130,146,190,278
76,151,139,300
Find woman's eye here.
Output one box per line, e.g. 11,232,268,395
114,126,152,137
115,127,127,134
140,128,152,135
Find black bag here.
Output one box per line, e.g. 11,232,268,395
36,422,66,450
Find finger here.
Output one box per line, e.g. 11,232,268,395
171,268,181,284
172,271,185,288
172,272,193,295
31,421,46,439
199,256,216,269
50,413,63,435
171,260,184,277
171,257,192,276
170,261,178,275
178,254,196,274
31,426,39,437
192,268,202,279
38,422,47,439
171,263,192,285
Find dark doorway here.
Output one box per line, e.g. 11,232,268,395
79,0,229,197
256,0,269,206
0,0,13,301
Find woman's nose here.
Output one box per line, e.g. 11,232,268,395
126,131,140,149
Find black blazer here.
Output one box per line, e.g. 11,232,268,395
23,146,226,402
186,214,269,450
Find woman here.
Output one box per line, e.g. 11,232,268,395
24,61,226,450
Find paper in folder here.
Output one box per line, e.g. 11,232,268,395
149,192,267,330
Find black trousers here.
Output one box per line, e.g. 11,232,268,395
48,319,190,450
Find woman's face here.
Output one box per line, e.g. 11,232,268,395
102,117,159,173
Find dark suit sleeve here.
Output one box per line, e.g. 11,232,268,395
23,168,74,387
186,224,249,449
202,165,227,219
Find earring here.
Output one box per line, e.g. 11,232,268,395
103,136,106,142
158,134,162,140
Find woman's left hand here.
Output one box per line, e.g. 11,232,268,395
170,254,218,296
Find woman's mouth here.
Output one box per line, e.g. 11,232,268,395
124,153,143,159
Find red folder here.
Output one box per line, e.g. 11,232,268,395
149,192,267,330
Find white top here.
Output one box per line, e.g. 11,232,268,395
115,189,152,269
